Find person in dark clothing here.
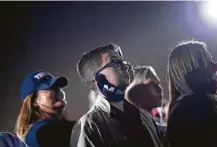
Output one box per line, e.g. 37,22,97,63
70,43,163,147
167,40,217,147
36,118,76,147
125,65,166,143
15,70,75,147
0,132,28,147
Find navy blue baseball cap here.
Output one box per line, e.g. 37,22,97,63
21,70,69,101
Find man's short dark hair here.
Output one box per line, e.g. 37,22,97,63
77,43,123,92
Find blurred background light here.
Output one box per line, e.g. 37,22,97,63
200,0,217,25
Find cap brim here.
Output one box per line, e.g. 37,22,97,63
37,77,69,90
52,77,68,88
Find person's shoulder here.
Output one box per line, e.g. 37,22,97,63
70,106,101,145
139,108,156,123
0,132,28,147
26,119,54,142
37,118,76,133
176,93,213,108
138,108,157,127
170,93,216,120
73,105,109,137
180,93,211,100
0,132,15,139
27,119,53,135
31,119,54,129
78,105,103,127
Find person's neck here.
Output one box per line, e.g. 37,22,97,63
37,112,52,121
140,104,155,114
37,112,64,121
97,94,124,112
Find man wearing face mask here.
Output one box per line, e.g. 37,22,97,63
15,70,76,147
70,44,163,147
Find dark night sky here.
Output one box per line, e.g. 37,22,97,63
0,1,217,131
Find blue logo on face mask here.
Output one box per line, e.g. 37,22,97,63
96,74,125,102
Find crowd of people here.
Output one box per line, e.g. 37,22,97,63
1,40,217,147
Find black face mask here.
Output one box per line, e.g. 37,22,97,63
93,57,130,102
95,74,126,102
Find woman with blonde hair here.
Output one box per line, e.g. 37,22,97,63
125,65,163,112
167,40,217,147
125,65,165,145
15,70,75,147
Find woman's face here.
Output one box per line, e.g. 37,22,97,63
125,71,163,111
142,73,163,109
34,88,66,115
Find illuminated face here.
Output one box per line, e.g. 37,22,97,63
125,70,163,111
35,88,66,116
142,72,163,109
96,53,130,88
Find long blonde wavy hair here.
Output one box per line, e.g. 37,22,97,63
15,92,39,140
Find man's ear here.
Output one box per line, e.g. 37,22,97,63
102,53,110,65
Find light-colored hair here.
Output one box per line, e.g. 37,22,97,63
15,88,67,140
168,40,214,101
133,65,158,84
15,93,39,140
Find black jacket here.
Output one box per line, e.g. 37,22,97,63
70,96,163,147
167,93,217,147
36,119,76,147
